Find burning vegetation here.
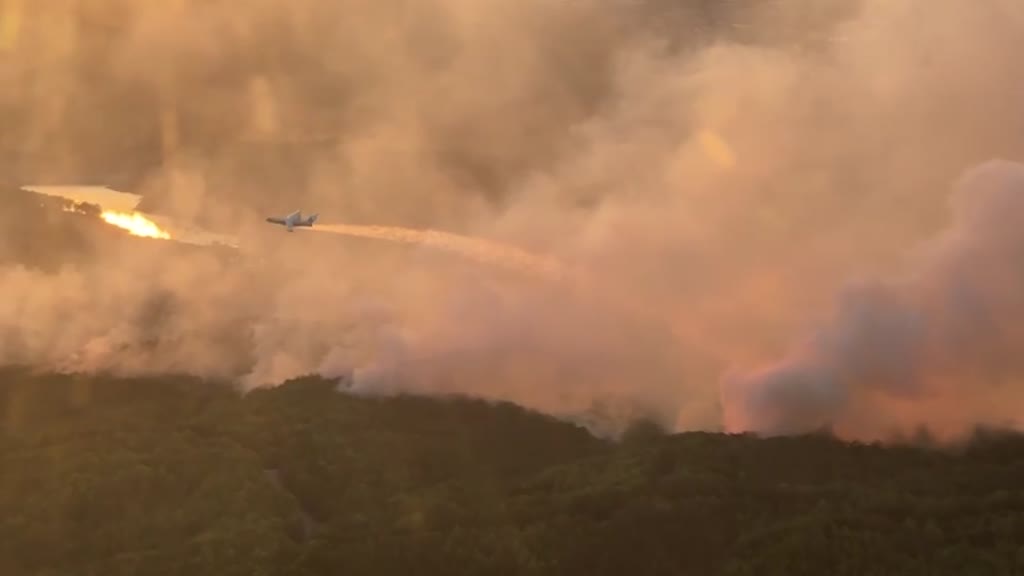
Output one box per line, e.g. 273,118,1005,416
99,211,171,240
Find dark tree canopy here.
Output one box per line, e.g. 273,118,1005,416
1,369,1023,576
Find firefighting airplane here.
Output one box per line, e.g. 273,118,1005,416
265,210,319,231
14,185,323,246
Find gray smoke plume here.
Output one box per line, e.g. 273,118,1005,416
723,160,1024,441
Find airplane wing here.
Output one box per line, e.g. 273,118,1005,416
285,210,301,220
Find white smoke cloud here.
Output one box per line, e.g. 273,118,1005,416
724,160,1024,441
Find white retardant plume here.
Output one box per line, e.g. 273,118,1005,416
723,160,1024,442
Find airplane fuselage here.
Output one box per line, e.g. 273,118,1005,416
266,210,318,231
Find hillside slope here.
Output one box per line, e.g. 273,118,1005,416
1,370,1022,575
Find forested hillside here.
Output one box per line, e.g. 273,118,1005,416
2,369,1022,575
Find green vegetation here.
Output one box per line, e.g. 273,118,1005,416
2,368,1023,575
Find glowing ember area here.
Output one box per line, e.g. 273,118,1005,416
100,211,171,239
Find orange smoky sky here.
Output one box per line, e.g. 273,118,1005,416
2,0,1024,439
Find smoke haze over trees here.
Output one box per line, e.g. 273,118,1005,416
2,0,1024,440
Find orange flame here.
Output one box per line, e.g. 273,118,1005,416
100,211,171,239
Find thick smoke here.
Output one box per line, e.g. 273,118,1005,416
724,160,1024,441
2,0,1024,438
